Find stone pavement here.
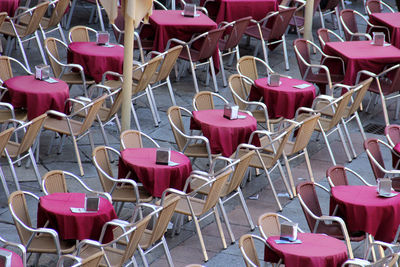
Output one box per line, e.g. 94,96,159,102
0,0,398,266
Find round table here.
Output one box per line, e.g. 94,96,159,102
191,109,257,157
67,42,124,83
331,185,400,242
0,0,19,16
3,75,69,120
119,148,192,198
0,248,23,267
37,192,117,242
249,77,316,119
264,233,348,267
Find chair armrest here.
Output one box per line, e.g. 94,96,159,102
46,110,67,118
166,38,187,50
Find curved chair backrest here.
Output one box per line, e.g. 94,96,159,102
228,74,251,110
326,165,349,186
92,145,118,192
225,150,255,195
0,127,14,155
290,113,321,154
327,90,353,130
120,129,159,149
258,212,281,238
46,0,70,29
0,56,31,83
44,37,64,78
340,9,360,41
237,56,259,81
296,182,323,232
193,91,228,111
385,124,400,147
42,170,68,194
197,28,225,60
133,56,163,94
293,38,311,78
317,28,344,49
268,7,296,40
167,106,188,151
321,0,342,11
366,0,383,13
221,16,251,51
201,169,233,213
386,65,400,95
154,45,183,82
17,113,47,155
364,138,386,180
238,234,261,267
78,94,107,134
69,26,97,42
102,88,123,123
272,123,296,163
24,2,49,36
347,78,373,116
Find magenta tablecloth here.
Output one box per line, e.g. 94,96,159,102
119,148,192,198
3,75,69,120
191,109,257,156
0,248,23,267
370,12,400,49
0,0,19,16
38,193,117,242
250,77,316,119
67,42,124,83
331,185,400,243
264,233,348,266
149,10,219,71
323,40,400,85
212,0,278,24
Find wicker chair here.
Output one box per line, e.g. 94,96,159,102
239,234,268,267
317,28,344,50
68,25,98,43
56,251,104,267
326,165,372,187
120,129,160,150
0,128,14,197
192,91,229,111
365,0,395,14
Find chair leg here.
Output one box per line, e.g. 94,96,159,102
29,149,41,187
99,124,110,147
0,166,10,197
237,187,255,230
161,236,174,267
218,200,235,244
209,57,219,92
58,24,67,44
342,120,357,159
16,36,31,72
283,154,296,197
304,148,315,183
66,0,77,29
320,129,336,165
265,170,283,211
213,207,227,249
335,7,343,37
192,214,209,262
130,102,142,131
145,87,160,126
395,97,400,121
218,50,228,87
277,161,293,199
189,61,200,93
138,247,149,267
166,78,176,106
337,125,352,162
34,31,47,65
282,36,289,70
71,136,84,176
6,154,20,191
354,112,367,141
319,9,326,29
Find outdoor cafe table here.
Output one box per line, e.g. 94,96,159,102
201,0,278,24
190,109,257,157
118,148,192,198
323,40,400,85
148,10,219,70
330,185,400,243
67,42,124,83
0,248,23,267
249,77,316,119
37,192,117,242
264,233,348,266
369,12,400,49
3,75,69,120
0,0,19,16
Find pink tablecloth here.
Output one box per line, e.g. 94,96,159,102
0,0,19,16
190,109,257,156
0,248,23,267
323,40,400,85
213,0,278,24
38,193,117,242
264,233,348,266
119,148,192,198
3,75,69,120
331,185,400,243
67,42,124,83
370,12,400,49
149,10,219,71
249,77,316,119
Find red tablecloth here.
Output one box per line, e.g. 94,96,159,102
3,75,69,120
370,12,400,49
249,77,316,119
37,193,117,242
149,10,219,71
0,0,19,16
118,148,192,198
190,109,257,156
212,0,278,24
67,42,124,83
323,40,400,85
0,248,23,267
331,185,400,243
264,233,348,266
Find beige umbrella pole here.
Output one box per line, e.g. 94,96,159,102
121,0,134,132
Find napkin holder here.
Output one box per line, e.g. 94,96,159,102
0,249,12,267
378,178,392,196
96,31,110,45
372,32,385,46
280,221,298,241
268,74,280,87
183,3,197,17
35,64,50,81
156,148,170,165
223,104,239,120
85,194,99,211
